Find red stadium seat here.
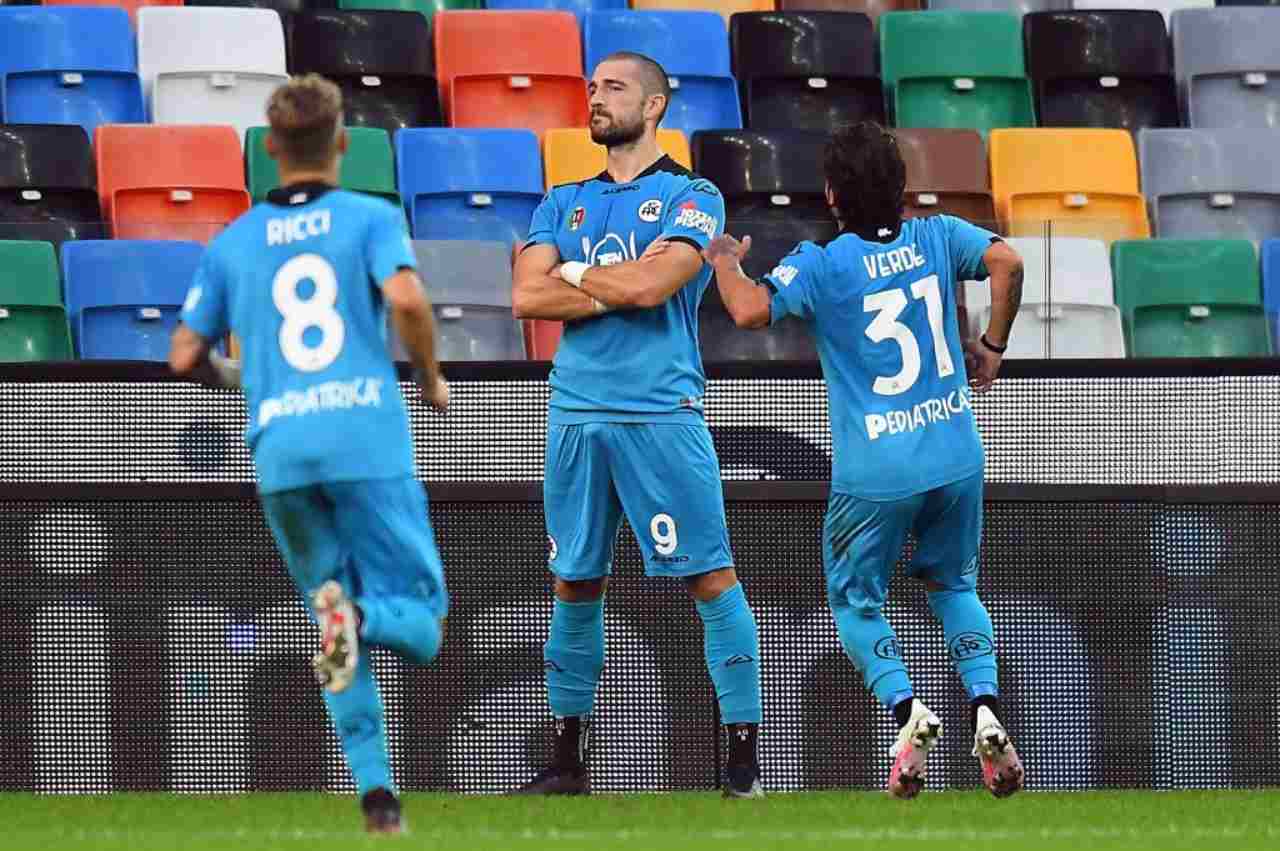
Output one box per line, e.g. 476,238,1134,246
523,319,562,360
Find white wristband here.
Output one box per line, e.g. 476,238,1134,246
560,261,589,287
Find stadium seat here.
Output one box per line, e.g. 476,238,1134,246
339,0,480,26
929,0,1068,13
0,124,105,254
246,126,398,203
61,240,202,360
893,128,997,225
0,239,72,361
1262,238,1280,342
730,11,882,131
523,317,562,359
289,11,441,136
137,8,288,141
43,0,183,27
631,0,774,27
1112,238,1270,356
1075,0,1212,27
434,10,589,137
395,128,543,246
989,128,1149,240
1172,7,1280,129
186,0,318,8
583,11,743,137
1217,0,1280,5
542,128,690,188
95,124,251,243
778,0,919,29
699,283,818,361
0,7,145,137
484,0,628,24
1139,128,1280,240
964,236,1124,357
879,11,1035,137
1024,11,1179,134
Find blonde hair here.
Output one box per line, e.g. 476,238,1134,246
266,74,344,170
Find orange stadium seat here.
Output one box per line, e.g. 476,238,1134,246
542,127,691,188
988,128,1149,241
94,124,250,243
42,0,183,27
632,0,775,26
434,10,589,137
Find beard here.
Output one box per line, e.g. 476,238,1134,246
590,112,646,148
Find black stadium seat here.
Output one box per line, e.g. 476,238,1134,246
289,10,442,137
1024,10,1179,134
0,124,104,255
730,11,882,131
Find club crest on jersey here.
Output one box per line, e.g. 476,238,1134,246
638,199,662,222
569,207,586,231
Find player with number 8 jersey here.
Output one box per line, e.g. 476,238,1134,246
169,75,448,833
707,122,1027,801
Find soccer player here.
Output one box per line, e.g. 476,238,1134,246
698,121,1026,799
167,75,450,832
510,52,764,798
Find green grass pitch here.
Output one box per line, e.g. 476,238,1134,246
4,790,1278,850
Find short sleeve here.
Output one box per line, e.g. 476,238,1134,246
660,178,725,251
179,248,229,341
763,242,823,325
941,214,1000,281
525,191,560,249
366,204,417,287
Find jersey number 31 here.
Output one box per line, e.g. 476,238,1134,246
273,254,345,372
862,274,954,396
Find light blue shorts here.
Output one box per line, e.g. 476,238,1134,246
824,472,983,613
544,422,734,581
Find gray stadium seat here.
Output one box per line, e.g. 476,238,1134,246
391,240,526,361
1172,7,1280,128
1138,128,1280,239
926,0,1067,15
966,237,1124,357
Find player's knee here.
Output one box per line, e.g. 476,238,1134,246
683,567,738,603
554,576,607,602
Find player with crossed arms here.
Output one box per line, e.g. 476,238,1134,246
692,121,1026,798
511,51,764,797
168,75,449,832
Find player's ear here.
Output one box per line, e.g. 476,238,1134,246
645,93,666,124
335,126,350,157
264,131,280,160
824,181,836,210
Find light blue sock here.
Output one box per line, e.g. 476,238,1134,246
695,583,762,725
544,598,605,717
928,589,999,699
322,645,394,796
357,595,443,666
830,598,913,708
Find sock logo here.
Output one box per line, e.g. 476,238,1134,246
544,659,564,673
725,654,755,668
874,636,903,660
949,632,994,661
962,555,978,576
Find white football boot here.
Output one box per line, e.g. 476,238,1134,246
311,580,359,693
887,699,942,799
973,705,1025,798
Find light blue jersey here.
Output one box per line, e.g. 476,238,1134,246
180,184,417,494
526,156,726,424
764,215,998,501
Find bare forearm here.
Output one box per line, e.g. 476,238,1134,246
713,263,771,329
985,261,1024,346
392,304,441,380
513,275,602,321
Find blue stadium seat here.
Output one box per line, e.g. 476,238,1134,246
583,11,743,136
61,240,203,360
395,128,543,246
0,8,145,137
484,0,627,25
1264,238,1280,343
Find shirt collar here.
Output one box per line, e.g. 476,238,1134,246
266,181,337,206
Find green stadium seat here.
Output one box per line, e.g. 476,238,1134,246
0,240,61,307
337,0,480,24
879,11,1034,137
1112,239,1272,357
0,307,73,361
245,127,399,205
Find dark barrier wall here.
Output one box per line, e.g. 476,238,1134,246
2,361,1279,793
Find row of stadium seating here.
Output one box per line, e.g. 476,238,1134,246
2,236,1276,363
3,6,1280,141
3,122,1275,257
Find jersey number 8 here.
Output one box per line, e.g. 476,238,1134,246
862,274,955,396
273,253,346,372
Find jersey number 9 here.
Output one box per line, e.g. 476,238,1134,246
273,253,346,373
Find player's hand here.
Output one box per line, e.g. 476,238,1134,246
964,338,1003,394
423,374,450,412
639,239,671,261
703,234,751,268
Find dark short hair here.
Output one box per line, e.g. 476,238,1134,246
824,121,907,235
599,51,671,124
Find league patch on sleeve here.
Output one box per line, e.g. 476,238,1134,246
673,201,718,238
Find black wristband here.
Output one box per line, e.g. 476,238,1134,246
980,334,1008,354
